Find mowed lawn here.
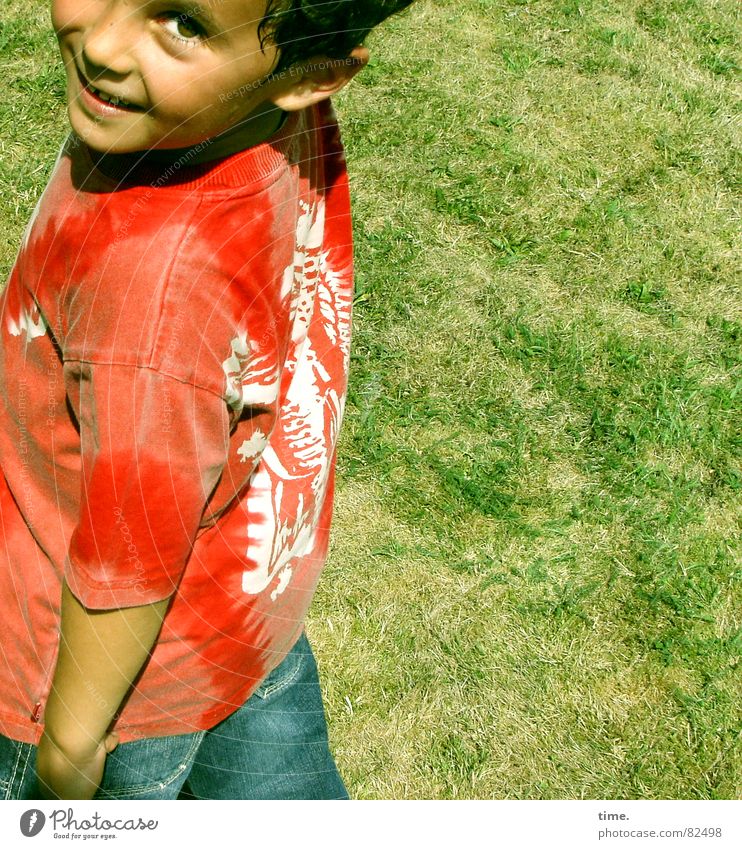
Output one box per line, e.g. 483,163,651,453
1,0,740,799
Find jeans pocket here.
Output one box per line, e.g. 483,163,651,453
95,730,205,800
254,635,306,700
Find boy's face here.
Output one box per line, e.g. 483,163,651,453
52,0,282,153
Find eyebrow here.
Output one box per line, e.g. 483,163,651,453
177,1,219,31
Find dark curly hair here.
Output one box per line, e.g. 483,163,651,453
259,0,415,75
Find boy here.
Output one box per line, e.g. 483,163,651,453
0,0,413,799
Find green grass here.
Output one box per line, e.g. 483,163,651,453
1,0,740,799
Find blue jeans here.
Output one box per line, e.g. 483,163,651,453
0,632,348,800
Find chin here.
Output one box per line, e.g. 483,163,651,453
69,115,138,155
66,101,155,155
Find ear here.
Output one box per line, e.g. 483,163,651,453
266,46,370,112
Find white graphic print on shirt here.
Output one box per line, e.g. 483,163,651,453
6,302,47,340
221,198,351,602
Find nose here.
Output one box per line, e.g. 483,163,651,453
81,3,138,78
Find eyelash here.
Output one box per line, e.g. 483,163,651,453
158,12,206,46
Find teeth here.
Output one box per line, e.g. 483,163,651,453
90,84,130,107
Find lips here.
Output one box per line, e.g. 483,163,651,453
76,66,143,112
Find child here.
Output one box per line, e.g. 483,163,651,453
0,0,414,800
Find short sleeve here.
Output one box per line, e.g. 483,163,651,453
63,361,230,609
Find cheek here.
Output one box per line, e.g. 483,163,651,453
160,88,226,132
148,55,275,132
218,69,275,119
178,81,258,130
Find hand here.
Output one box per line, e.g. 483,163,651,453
36,730,119,800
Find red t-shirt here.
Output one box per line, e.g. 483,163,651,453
0,102,354,744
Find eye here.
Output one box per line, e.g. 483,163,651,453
158,12,205,44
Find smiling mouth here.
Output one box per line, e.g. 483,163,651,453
76,66,143,111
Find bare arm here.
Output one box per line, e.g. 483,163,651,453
36,580,171,799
